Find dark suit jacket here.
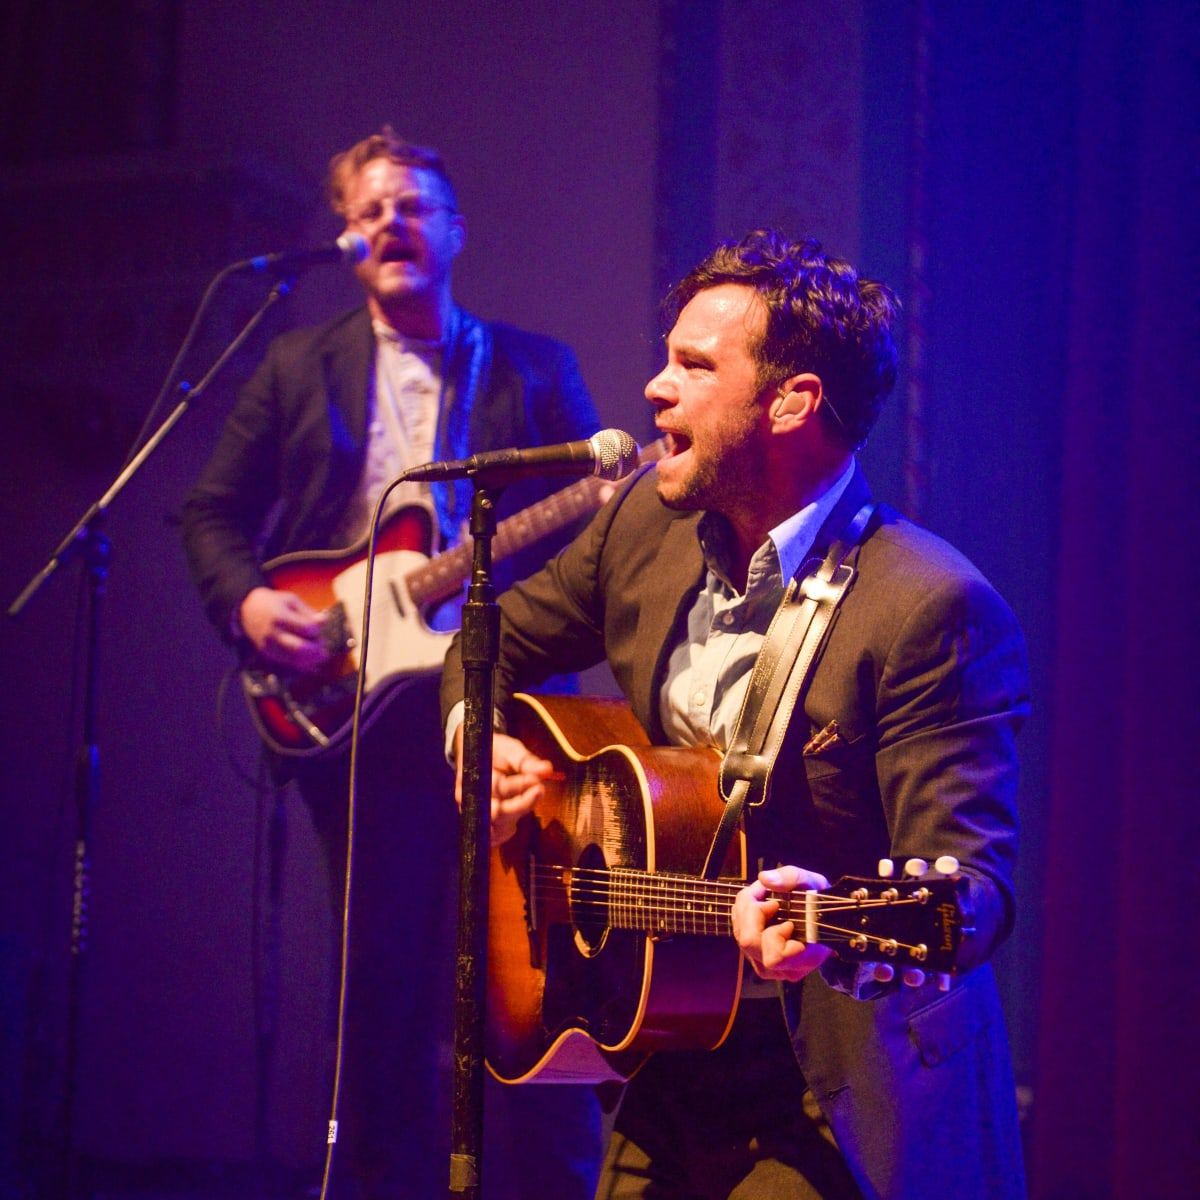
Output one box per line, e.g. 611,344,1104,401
181,305,599,638
440,465,1030,1199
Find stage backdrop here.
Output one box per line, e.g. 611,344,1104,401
1,3,1195,1198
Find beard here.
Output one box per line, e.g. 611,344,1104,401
656,404,763,516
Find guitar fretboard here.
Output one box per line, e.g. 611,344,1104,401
602,868,742,937
532,863,953,965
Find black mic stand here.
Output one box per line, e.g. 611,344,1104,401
448,483,503,1199
6,275,294,1199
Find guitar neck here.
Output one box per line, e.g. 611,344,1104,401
543,864,961,969
406,438,665,608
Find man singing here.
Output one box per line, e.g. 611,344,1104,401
443,230,1029,1199
183,128,602,1199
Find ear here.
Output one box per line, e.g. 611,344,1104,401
770,373,823,425
448,213,467,257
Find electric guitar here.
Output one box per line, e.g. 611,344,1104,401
241,440,664,757
486,693,970,1085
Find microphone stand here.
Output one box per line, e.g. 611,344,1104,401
6,274,294,1199
448,483,502,1199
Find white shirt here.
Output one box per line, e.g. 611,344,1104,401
331,320,442,546
658,459,857,748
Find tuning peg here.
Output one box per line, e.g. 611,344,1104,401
872,963,895,983
903,858,929,878
878,858,895,878
934,855,960,876
937,973,953,992
902,968,926,988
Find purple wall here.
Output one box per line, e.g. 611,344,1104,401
1,0,661,1177
2,3,1195,1197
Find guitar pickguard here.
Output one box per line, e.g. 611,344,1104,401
331,548,453,688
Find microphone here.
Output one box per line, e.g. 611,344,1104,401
229,232,369,275
407,428,640,485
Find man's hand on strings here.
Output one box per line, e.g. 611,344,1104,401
732,865,834,982
453,728,555,846
239,586,331,672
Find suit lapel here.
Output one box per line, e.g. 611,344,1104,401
809,463,875,563
321,307,374,448
294,309,373,547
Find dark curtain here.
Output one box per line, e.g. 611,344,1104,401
1032,2,1199,1197
0,1,177,163
861,1,1198,1193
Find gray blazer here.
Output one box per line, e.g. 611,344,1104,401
441,464,1030,1199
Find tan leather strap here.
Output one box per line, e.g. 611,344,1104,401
700,502,875,880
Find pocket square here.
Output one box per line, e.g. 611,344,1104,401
803,720,843,756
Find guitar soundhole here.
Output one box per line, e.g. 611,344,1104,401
571,843,609,953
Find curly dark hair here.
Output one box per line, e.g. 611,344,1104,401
326,125,458,216
662,230,900,448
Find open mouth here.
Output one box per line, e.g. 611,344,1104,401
380,242,416,264
661,430,692,458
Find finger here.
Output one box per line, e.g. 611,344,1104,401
731,889,778,952
277,613,326,639
489,786,540,847
271,633,329,668
257,636,323,672
758,865,831,894
281,593,323,620
760,930,833,981
491,734,537,774
516,751,555,779
758,920,797,969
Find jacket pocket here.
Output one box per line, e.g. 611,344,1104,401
906,975,991,1068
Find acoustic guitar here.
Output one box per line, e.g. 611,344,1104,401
486,692,969,1084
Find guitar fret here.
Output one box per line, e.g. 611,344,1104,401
604,869,737,937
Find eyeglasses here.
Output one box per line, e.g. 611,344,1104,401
347,195,455,227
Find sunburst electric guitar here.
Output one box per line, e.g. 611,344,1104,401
486,693,970,1085
241,441,664,757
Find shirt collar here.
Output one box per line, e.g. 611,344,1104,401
770,458,857,582
371,318,443,355
697,458,857,590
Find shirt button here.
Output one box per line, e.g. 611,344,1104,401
692,690,707,708
721,611,735,626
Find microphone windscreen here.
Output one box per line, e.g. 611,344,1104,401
592,429,640,481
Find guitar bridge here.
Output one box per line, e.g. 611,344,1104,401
524,852,544,970
526,852,540,933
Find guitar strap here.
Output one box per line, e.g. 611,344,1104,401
700,500,876,880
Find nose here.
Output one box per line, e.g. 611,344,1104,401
384,200,407,233
644,364,675,408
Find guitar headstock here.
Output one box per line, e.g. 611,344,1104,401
776,856,969,987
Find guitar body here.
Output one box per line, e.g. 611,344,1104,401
240,440,669,758
486,695,970,1085
242,505,452,754
487,694,746,1084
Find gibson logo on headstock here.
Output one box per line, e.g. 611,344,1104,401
938,902,959,953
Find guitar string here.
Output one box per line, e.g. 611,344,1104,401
528,865,936,910
524,867,946,952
